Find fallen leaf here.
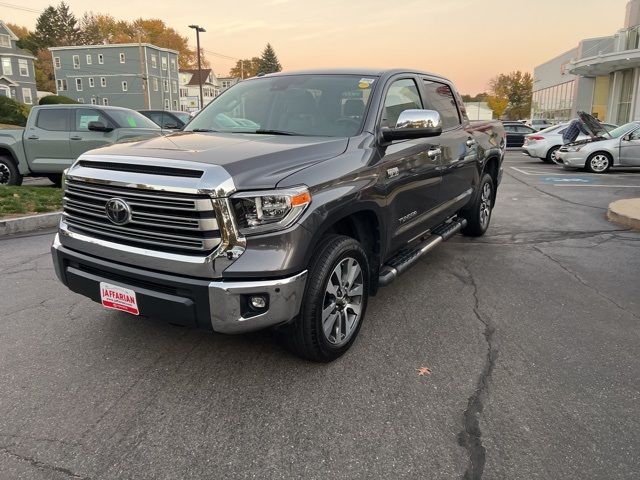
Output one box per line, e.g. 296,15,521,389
417,366,432,376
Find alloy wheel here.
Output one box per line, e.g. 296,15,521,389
0,163,10,185
590,154,609,173
479,181,492,229
321,257,364,347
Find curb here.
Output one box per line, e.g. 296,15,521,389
607,198,640,231
0,212,61,236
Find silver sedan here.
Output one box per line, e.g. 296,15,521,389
556,122,640,173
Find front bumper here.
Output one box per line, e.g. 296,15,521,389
52,235,307,334
556,151,586,168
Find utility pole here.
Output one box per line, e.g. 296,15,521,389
137,31,149,109
189,24,206,110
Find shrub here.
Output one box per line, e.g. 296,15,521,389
0,96,30,126
39,95,79,105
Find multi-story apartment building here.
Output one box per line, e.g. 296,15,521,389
49,43,179,110
0,20,36,105
178,68,220,112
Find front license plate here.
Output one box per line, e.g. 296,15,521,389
100,282,139,315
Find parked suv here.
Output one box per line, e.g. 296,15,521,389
51,69,506,361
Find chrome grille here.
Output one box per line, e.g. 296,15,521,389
63,178,221,254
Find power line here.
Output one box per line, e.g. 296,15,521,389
202,49,239,62
0,1,41,13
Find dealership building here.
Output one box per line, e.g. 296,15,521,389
532,0,640,125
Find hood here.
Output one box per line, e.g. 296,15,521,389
84,131,349,190
577,111,607,137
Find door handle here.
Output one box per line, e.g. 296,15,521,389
27,135,39,140
70,136,82,140
427,147,442,159
466,138,477,147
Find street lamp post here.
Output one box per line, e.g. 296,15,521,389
188,24,206,110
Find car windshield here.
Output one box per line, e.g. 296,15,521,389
174,112,192,124
605,122,638,138
106,109,160,129
185,74,376,137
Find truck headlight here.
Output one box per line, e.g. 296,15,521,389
230,186,311,235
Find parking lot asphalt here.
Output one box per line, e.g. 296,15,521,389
1,151,639,479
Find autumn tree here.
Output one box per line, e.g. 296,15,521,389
258,43,282,74
488,71,533,120
229,57,261,79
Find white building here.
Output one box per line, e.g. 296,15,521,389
532,0,640,125
178,68,220,112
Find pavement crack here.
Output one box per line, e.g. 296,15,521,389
533,246,640,322
456,261,498,480
0,446,89,479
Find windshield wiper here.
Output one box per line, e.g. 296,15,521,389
191,128,218,133
251,129,299,136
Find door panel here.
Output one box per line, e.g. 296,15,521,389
619,128,640,166
69,108,117,159
23,109,72,172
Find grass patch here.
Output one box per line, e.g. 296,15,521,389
0,185,63,217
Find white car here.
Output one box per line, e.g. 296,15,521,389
522,121,617,163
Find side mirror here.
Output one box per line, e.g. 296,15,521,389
88,121,113,132
381,109,442,142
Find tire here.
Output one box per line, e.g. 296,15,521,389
46,174,63,187
461,173,494,237
585,152,611,174
0,155,23,186
279,235,370,362
545,145,561,164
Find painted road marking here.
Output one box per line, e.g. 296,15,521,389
541,177,591,183
552,184,640,188
510,166,637,179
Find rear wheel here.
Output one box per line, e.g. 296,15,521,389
0,156,22,186
279,235,369,362
461,173,494,237
585,152,611,174
545,145,561,164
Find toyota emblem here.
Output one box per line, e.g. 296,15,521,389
105,198,132,225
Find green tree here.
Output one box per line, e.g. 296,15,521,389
488,71,533,120
257,43,282,74
56,2,81,45
229,57,261,79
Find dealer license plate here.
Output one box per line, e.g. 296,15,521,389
100,282,139,315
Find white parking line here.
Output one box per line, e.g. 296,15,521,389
509,166,634,178
552,184,640,188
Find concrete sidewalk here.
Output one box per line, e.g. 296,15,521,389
607,198,640,230
0,212,61,236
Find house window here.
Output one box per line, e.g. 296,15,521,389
170,58,175,72
0,34,10,48
57,79,68,91
153,78,158,91
119,53,125,63
22,88,33,105
73,55,80,69
54,57,61,68
86,54,92,65
122,81,128,92
163,80,169,92
18,59,28,76
100,77,106,87
151,55,157,68
1,58,12,76
179,88,188,97
164,98,169,109
76,78,83,91
98,54,104,64
173,100,178,110
77,98,84,103
90,98,96,105
161,56,167,70
88,78,94,87
171,80,177,93
102,98,108,106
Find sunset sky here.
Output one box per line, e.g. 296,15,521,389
4,0,627,94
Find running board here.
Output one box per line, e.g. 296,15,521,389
378,217,467,287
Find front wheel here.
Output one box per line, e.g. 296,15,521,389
0,156,22,186
585,152,611,174
461,173,494,237
279,235,369,362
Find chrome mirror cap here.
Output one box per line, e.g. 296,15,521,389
381,109,443,142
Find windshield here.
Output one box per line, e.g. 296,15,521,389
106,109,160,129
606,122,638,138
174,112,192,124
185,74,376,137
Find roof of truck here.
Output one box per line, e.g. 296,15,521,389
258,68,448,81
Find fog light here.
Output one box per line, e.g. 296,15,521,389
250,296,267,309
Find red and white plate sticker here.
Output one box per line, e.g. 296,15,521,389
100,282,139,315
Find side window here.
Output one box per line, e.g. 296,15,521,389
74,109,111,131
147,112,164,126
503,125,516,133
36,109,68,131
422,80,461,129
381,78,422,128
629,128,640,140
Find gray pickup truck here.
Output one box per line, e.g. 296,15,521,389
51,69,506,361
0,105,161,186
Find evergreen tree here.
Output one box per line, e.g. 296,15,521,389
258,43,282,74
55,2,81,46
